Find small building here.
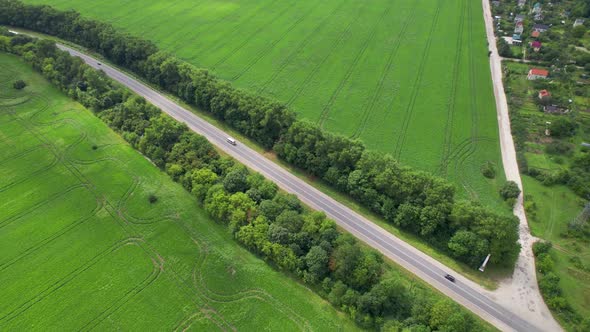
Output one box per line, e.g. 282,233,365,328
512,34,522,45
538,89,551,99
533,23,550,32
528,68,549,80
518,0,526,8
531,41,542,51
515,21,524,34
544,105,568,114
531,30,540,38
574,18,585,27
533,2,542,14
534,13,544,21
492,0,501,6
515,14,526,22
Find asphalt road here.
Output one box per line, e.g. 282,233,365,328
54,43,545,332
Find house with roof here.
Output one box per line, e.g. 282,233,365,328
515,14,526,22
492,0,501,6
574,18,585,27
533,23,549,32
538,89,551,100
531,30,540,38
515,21,524,34
534,13,544,21
528,68,549,80
511,34,522,45
531,41,542,52
533,2,542,14
518,0,526,8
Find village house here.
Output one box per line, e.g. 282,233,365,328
515,14,526,22
531,41,542,52
533,2,541,14
544,105,568,114
528,68,549,80
492,0,501,6
538,89,551,100
574,18,585,27
518,0,526,8
531,30,540,38
533,23,549,32
515,21,524,34
512,34,523,45
534,13,544,21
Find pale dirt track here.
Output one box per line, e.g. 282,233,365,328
480,1,562,331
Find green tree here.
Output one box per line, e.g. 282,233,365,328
499,181,521,200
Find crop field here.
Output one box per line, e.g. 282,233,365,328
23,0,506,207
0,53,357,331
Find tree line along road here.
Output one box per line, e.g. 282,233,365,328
43,39,544,332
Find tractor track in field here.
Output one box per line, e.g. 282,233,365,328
317,2,395,129
257,0,348,94
180,0,277,53
0,238,146,324
212,1,298,70
393,0,443,160
0,206,101,273
0,184,87,229
152,1,219,48
453,0,480,198
285,4,367,107
438,0,467,176
350,3,418,140
0,73,234,330
79,249,163,332
190,238,312,332
231,2,322,81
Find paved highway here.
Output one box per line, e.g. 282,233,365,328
54,42,545,332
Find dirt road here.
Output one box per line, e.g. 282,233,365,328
480,1,562,330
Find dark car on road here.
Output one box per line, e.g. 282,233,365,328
445,274,455,282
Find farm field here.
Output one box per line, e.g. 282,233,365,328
22,0,506,208
0,53,357,331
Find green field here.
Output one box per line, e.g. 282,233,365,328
0,52,357,331
22,0,506,208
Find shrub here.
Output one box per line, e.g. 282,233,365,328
13,79,26,89
480,161,496,179
532,241,552,256
549,118,577,138
545,140,573,156
499,181,521,200
148,194,158,204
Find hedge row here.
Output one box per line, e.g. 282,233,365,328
0,30,488,330
0,0,520,268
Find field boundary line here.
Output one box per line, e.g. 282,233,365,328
393,0,443,159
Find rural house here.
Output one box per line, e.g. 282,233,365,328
533,23,549,32
538,89,551,100
511,34,522,45
528,68,549,80
515,21,524,34
518,0,526,8
531,41,542,52
533,2,541,14
534,13,543,21
531,30,540,38
544,105,568,114
574,18,585,27
515,14,525,22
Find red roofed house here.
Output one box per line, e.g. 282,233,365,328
531,41,542,52
538,89,551,100
531,30,540,38
528,68,549,80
